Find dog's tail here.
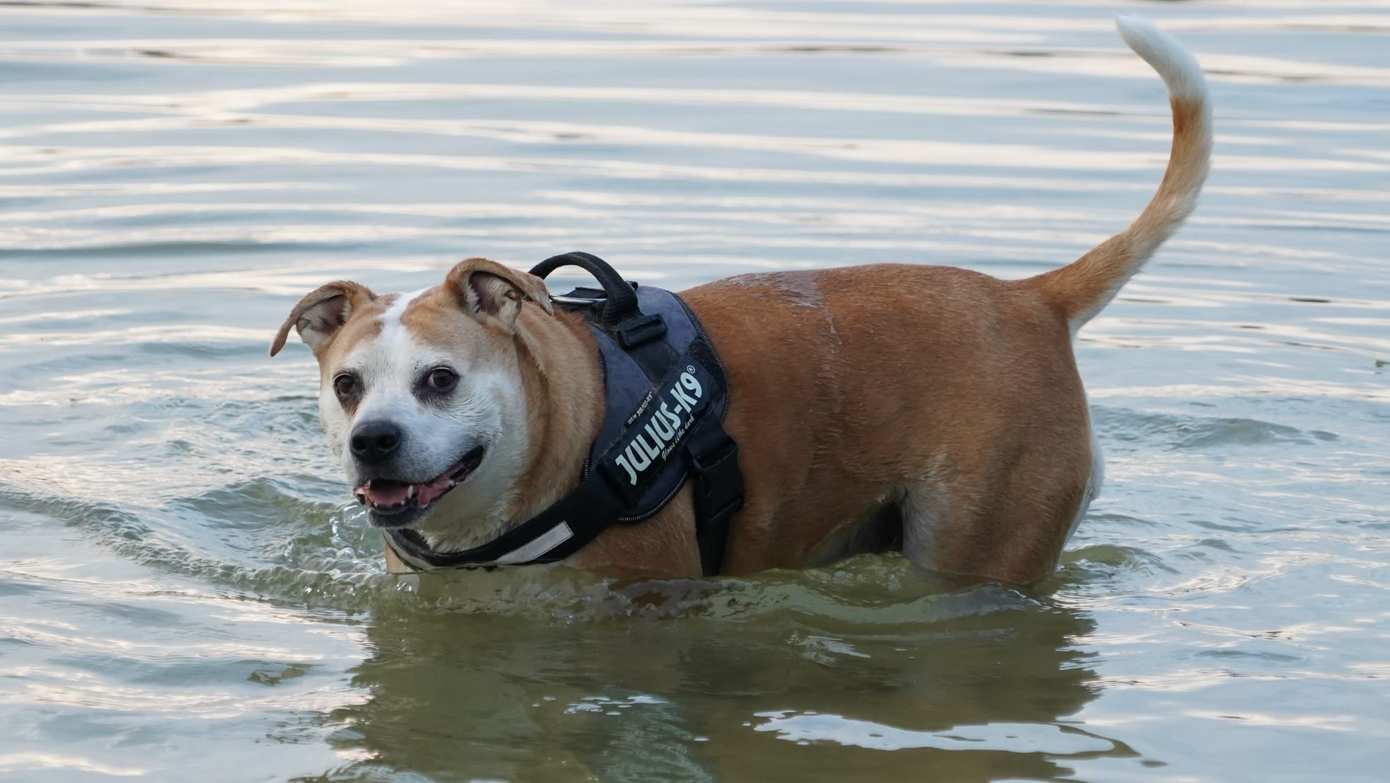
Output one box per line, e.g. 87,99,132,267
1032,17,1212,331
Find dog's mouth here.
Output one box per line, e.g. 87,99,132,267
353,446,486,527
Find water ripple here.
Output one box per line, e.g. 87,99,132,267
1,1,1387,780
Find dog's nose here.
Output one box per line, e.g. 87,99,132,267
350,420,403,465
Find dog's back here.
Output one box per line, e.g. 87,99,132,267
683,18,1211,582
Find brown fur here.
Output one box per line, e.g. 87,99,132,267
567,54,1210,583
270,280,379,359
569,266,1090,583
275,26,1210,585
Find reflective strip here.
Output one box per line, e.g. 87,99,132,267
495,521,575,566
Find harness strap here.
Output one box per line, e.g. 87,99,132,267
387,252,744,576
687,422,743,576
386,344,739,572
386,472,622,569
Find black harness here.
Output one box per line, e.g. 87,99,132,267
384,252,744,576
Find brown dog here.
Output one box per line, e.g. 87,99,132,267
271,18,1210,584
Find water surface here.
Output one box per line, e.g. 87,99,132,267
1,1,1387,780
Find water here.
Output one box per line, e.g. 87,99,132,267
1,0,1387,780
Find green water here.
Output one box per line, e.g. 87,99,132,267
1,1,1387,780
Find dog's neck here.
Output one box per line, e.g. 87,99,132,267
509,307,605,521
409,306,604,555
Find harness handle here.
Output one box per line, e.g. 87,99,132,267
529,251,639,330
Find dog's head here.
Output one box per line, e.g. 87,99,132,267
271,258,554,544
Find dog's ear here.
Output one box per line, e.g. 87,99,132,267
269,281,377,357
445,257,553,332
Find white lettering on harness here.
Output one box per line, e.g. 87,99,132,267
613,369,705,486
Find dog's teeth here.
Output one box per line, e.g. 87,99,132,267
406,485,416,500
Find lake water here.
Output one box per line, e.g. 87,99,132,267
1,1,1387,780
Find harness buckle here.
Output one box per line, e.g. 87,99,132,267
550,286,608,308
616,313,667,348
689,430,737,480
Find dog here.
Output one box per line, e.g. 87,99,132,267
270,18,1210,584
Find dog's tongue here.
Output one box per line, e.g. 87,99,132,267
362,481,410,507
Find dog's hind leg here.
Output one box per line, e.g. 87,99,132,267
899,434,1098,585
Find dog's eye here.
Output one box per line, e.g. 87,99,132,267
332,373,359,401
424,367,459,394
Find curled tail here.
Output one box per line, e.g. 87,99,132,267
1034,17,1212,330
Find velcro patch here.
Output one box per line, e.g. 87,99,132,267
598,357,714,503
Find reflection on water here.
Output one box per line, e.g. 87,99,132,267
331,570,1109,781
1,0,1388,781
